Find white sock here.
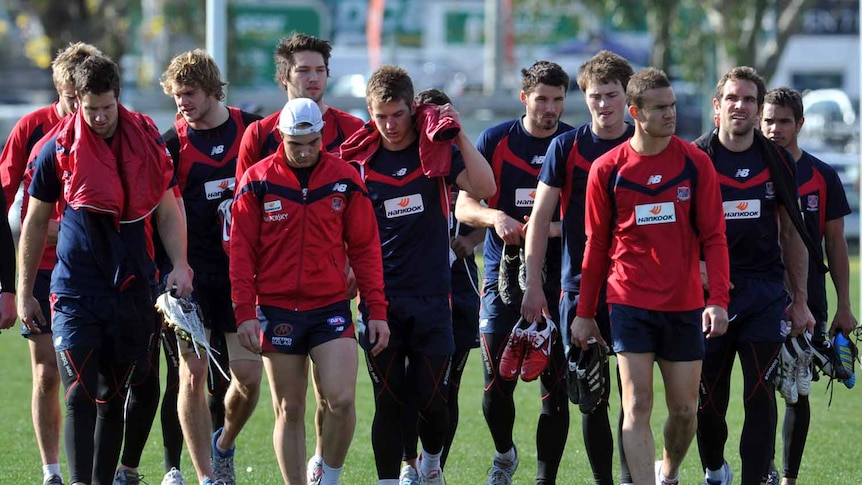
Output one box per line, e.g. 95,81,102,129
706,466,726,481
320,462,342,485
379,480,399,485
419,449,442,477
496,446,516,463
44,464,61,479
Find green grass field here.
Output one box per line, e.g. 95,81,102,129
1,259,860,484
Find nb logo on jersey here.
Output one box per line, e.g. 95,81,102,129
384,194,424,218
332,183,347,193
530,155,545,165
735,168,750,178
211,145,225,156
634,202,676,225
647,175,662,185
394,168,408,177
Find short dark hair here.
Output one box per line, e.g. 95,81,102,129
274,33,332,90
415,88,451,106
626,67,671,108
714,66,766,108
763,86,804,122
73,55,120,98
576,50,634,92
521,61,569,94
366,65,414,107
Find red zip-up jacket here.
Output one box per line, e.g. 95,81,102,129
230,149,387,324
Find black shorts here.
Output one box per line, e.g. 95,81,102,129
259,301,354,355
359,294,454,356
559,290,612,353
193,272,237,335
452,289,480,352
609,303,704,361
51,291,159,362
725,277,788,343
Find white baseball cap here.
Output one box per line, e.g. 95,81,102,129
278,98,324,136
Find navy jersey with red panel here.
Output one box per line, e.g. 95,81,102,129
578,137,730,317
476,118,574,284
355,139,465,296
797,151,851,322
230,150,387,324
161,108,261,274
28,137,163,297
710,143,792,283
237,106,364,179
539,123,633,292
1,103,63,209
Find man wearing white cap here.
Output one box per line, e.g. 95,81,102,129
230,98,389,485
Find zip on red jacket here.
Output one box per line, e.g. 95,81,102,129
229,149,387,325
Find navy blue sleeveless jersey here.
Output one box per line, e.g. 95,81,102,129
161,109,261,274
712,143,791,282
356,139,465,296
539,123,633,292
797,151,851,322
476,118,573,284
29,137,156,297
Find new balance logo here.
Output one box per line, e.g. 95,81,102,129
735,168,750,178
530,155,544,165
647,174,662,185
332,183,347,193
211,145,225,156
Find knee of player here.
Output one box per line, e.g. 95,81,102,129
180,357,210,390
272,395,306,422
321,391,356,416
228,360,263,391
33,364,61,389
623,390,654,420
666,400,698,423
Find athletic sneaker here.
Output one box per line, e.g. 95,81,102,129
703,460,733,485
520,317,557,382
833,332,857,388
201,479,227,485
211,427,236,485
499,318,536,380
487,446,519,485
400,465,419,485
113,469,144,485
761,469,779,485
161,468,185,485
498,243,525,307
576,340,608,414
418,468,445,485
774,338,799,403
565,345,580,405
43,475,64,485
790,334,813,397
307,455,323,485
655,461,679,485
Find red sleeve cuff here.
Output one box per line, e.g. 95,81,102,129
234,304,257,326
367,303,388,322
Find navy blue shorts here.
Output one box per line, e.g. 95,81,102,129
193,272,237,335
51,291,159,362
609,303,705,361
479,281,561,335
725,277,788,343
21,269,52,336
559,290,612,353
452,289,480,351
359,294,454,356
258,301,354,355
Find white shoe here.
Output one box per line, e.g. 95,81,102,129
791,334,814,397
775,339,799,403
161,468,186,485
307,455,323,485
399,465,419,485
486,446,518,485
703,461,733,485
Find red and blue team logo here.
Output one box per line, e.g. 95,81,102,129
677,186,691,202
327,316,346,326
806,194,819,211
765,181,775,198
273,323,293,336
331,196,344,212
